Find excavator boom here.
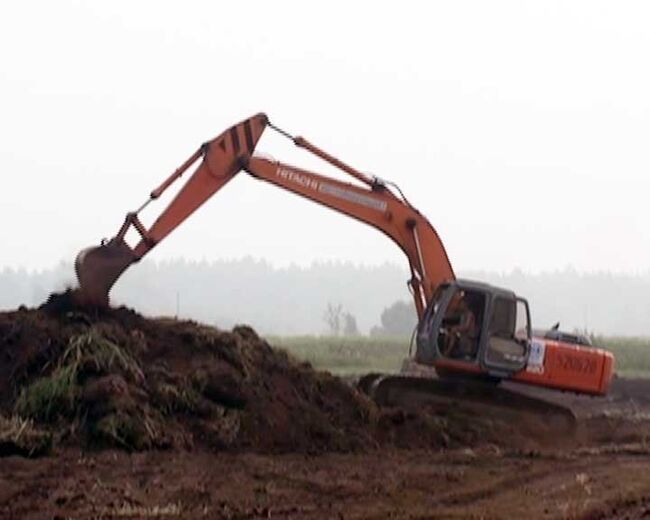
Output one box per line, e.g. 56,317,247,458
75,113,454,315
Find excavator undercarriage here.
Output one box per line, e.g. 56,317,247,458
358,367,577,432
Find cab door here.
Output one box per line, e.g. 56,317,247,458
481,296,531,375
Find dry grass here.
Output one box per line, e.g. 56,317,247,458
106,502,183,517
0,414,52,456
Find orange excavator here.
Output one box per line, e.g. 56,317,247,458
74,113,614,416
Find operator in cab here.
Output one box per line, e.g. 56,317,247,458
443,292,482,360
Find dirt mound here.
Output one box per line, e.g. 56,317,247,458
5,291,504,456
2,293,387,454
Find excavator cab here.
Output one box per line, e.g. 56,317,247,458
415,280,531,379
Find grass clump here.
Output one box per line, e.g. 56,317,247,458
61,329,144,383
11,327,176,451
0,414,52,457
91,410,162,450
152,381,203,415
14,364,78,421
14,328,143,422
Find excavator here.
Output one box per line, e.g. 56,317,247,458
74,113,614,419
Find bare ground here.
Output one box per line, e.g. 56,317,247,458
3,441,650,519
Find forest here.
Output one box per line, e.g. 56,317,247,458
1,258,648,336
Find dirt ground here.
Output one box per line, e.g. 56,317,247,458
2,296,650,519
3,433,650,519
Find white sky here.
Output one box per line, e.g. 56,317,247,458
1,1,648,274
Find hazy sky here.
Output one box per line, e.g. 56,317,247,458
2,1,648,275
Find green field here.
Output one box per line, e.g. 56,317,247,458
596,336,650,378
269,335,650,378
268,336,411,376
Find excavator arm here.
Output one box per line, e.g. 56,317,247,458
75,113,454,313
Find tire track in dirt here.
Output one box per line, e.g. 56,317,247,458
430,451,595,510
455,453,650,519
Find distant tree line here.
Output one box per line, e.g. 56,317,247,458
369,300,417,336
1,259,649,336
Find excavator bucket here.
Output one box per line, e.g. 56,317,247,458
74,238,136,307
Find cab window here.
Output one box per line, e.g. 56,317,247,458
485,297,528,367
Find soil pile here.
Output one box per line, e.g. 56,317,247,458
0,291,486,456
0,291,378,454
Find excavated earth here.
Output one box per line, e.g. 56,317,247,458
1,291,650,518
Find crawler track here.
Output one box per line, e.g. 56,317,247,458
359,371,577,432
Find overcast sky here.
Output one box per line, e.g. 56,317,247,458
1,1,648,275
